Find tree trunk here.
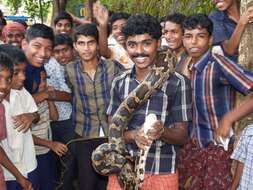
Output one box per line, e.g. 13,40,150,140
236,0,253,134
86,0,98,21
238,0,253,69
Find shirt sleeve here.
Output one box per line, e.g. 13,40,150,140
20,88,38,113
209,11,230,45
214,54,253,95
170,73,192,123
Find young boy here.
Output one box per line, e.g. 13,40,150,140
93,2,134,69
209,0,253,61
106,14,192,190
0,52,33,190
179,13,253,190
45,33,76,190
54,11,73,35
0,48,39,189
65,23,123,190
31,70,68,190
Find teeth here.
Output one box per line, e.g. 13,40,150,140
136,57,146,61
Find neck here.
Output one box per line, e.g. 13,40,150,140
81,57,98,71
227,1,240,22
135,67,151,82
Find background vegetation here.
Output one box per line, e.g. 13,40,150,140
3,0,215,22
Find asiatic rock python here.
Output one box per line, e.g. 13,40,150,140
91,50,176,190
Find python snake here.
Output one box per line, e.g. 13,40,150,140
91,50,176,190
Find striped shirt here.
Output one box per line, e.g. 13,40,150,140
66,57,123,137
191,51,253,148
231,125,253,190
107,67,192,174
31,101,51,155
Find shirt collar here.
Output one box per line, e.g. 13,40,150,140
193,50,211,72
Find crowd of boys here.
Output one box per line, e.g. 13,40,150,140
0,0,253,189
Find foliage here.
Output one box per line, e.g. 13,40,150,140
3,0,22,14
3,0,51,20
66,0,215,18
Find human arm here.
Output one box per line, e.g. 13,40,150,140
123,121,188,149
231,160,244,190
12,112,39,133
221,6,253,55
216,94,253,139
0,147,32,190
47,100,59,122
93,2,112,58
32,135,68,156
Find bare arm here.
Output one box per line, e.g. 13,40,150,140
12,112,40,132
231,161,244,190
0,147,33,190
222,6,253,55
93,2,112,58
124,121,188,149
160,122,188,145
216,94,253,139
48,100,59,121
32,135,68,156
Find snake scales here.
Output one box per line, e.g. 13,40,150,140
91,50,176,190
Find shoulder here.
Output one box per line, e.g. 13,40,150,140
66,60,78,72
241,125,253,137
168,72,191,87
209,10,225,21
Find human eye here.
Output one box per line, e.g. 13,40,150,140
127,42,136,48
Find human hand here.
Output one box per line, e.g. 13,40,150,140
46,86,56,100
214,116,232,144
239,6,253,25
17,176,33,190
12,113,35,132
93,1,109,27
50,141,68,156
134,127,152,150
146,120,164,141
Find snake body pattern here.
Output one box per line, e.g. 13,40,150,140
91,50,176,190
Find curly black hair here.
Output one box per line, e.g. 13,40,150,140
122,14,162,40
164,13,186,27
183,13,213,35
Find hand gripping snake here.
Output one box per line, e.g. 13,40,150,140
91,50,176,190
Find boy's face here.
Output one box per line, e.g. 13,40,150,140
212,0,235,11
74,35,98,62
164,21,183,52
22,37,53,68
11,62,26,90
183,26,212,63
111,19,127,46
55,19,72,35
126,33,159,71
0,68,12,102
53,44,74,65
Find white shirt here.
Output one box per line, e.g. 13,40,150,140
44,58,72,121
1,88,37,180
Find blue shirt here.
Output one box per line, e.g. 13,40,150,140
209,10,238,62
107,67,192,174
190,50,253,148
